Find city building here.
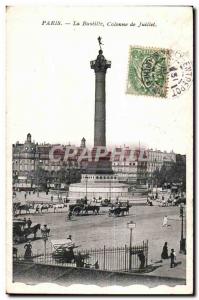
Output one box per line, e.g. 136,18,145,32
12,133,178,191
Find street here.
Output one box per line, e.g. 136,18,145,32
14,201,186,279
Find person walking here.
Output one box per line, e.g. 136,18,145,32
161,242,169,259
24,241,32,259
162,215,168,227
65,235,75,262
138,250,145,270
170,248,176,268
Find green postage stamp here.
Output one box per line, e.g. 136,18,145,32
126,46,170,98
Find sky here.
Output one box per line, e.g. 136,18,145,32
6,6,193,154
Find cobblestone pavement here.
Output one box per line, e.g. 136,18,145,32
13,197,186,279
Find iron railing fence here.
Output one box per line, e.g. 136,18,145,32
14,240,148,272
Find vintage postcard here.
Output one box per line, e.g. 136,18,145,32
6,6,193,295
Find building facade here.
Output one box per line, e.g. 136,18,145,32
13,134,177,190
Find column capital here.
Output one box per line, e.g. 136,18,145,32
90,50,111,73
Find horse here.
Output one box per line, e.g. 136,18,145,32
24,224,41,240
84,205,100,215
40,204,49,213
109,205,129,217
13,202,21,216
17,204,31,215
122,205,130,215
53,204,64,213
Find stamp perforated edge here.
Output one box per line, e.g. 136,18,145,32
126,45,171,99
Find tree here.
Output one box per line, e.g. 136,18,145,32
152,157,186,191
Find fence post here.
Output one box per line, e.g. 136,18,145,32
146,240,148,267
103,245,106,270
129,228,132,271
124,244,127,271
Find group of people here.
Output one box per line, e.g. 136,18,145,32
24,191,34,200
111,200,129,209
23,224,50,259
22,217,32,229
161,242,177,268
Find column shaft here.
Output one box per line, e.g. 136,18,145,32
94,72,106,146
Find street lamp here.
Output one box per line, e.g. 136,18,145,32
41,226,48,261
127,221,136,271
179,204,186,254
85,175,88,200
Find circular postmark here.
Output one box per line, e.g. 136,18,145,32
168,50,193,98
141,51,167,92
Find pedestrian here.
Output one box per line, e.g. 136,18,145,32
170,248,176,268
65,235,75,262
24,241,32,259
68,210,72,220
162,215,168,227
94,260,99,269
65,235,75,248
24,193,27,200
138,250,145,270
27,218,32,229
161,242,169,259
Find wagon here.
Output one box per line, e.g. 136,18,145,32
13,219,41,243
69,199,100,216
51,240,90,266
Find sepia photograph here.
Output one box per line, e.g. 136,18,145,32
6,6,193,295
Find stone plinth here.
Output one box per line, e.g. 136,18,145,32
68,174,129,201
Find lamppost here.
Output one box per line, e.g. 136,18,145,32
179,204,186,254
36,160,42,197
41,226,48,261
127,221,136,271
85,175,88,200
109,180,112,202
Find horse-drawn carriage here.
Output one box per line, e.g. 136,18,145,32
13,219,41,243
68,199,100,216
108,203,130,217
